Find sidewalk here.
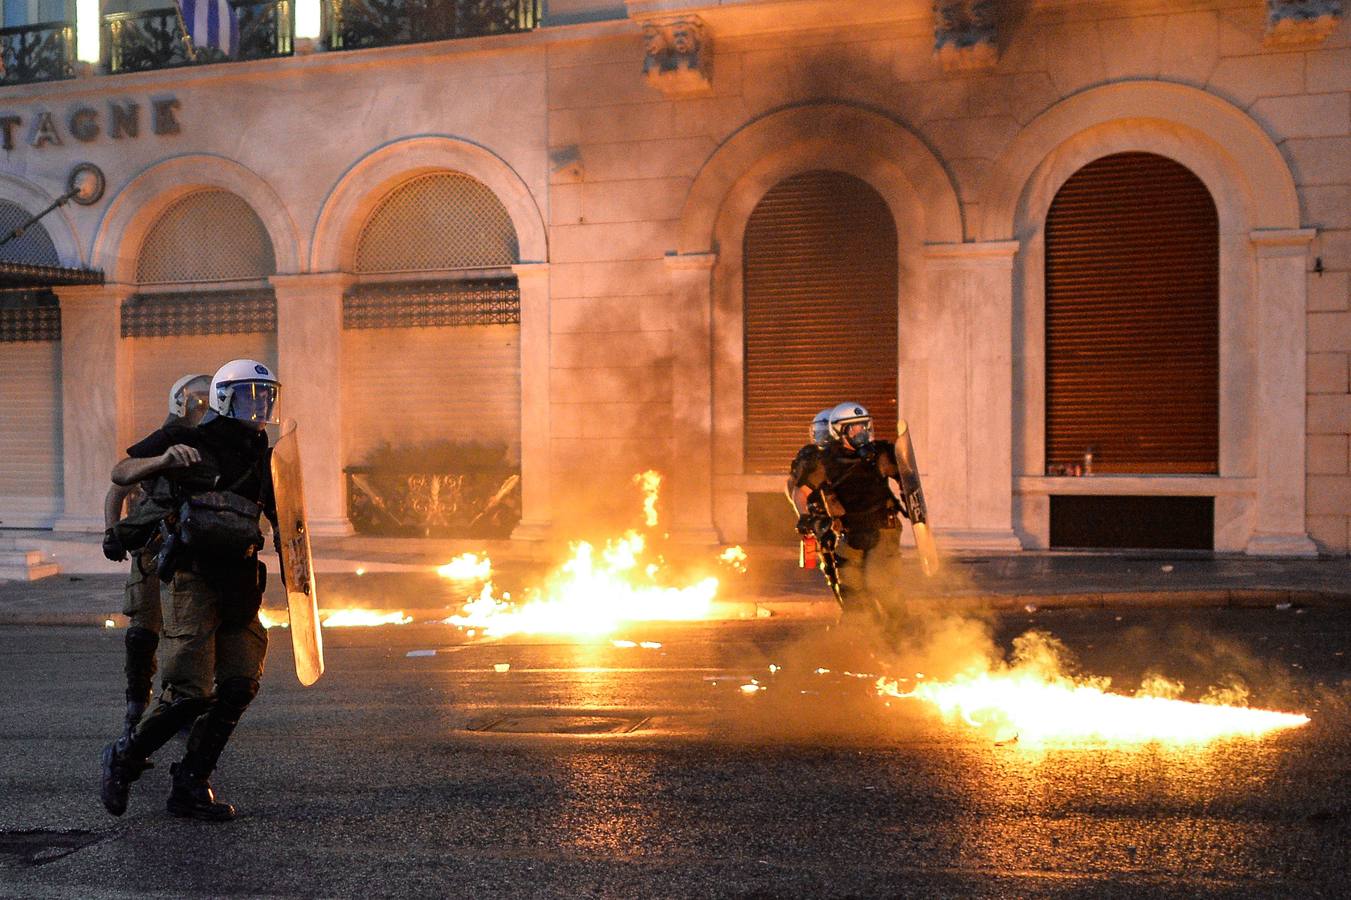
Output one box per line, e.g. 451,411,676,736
1,528,1348,626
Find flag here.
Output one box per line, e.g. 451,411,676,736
178,0,239,56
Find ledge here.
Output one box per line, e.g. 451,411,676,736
1015,476,1256,496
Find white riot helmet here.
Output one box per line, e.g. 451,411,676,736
168,373,211,420
810,409,832,449
210,359,280,427
827,402,873,448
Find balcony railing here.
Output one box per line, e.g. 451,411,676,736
329,0,540,52
0,20,75,86
102,0,292,75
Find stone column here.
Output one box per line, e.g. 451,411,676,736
52,283,135,532
1246,229,1319,556
511,263,553,541
270,273,352,536
666,252,719,545
922,242,1023,550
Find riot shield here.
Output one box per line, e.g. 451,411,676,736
271,420,324,685
896,419,940,577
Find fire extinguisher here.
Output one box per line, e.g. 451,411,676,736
800,533,818,569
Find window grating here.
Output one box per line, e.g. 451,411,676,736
0,201,60,266
0,290,59,342
344,279,520,329
354,172,518,272
136,190,277,283
121,289,277,337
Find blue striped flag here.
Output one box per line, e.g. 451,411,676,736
179,0,239,56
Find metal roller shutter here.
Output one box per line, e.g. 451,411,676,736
742,170,898,474
1045,152,1219,475
128,333,277,441
0,338,62,517
343,324,521,466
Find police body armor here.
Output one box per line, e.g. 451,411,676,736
821,440,902,548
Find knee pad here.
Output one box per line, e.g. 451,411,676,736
125,626,159,656
216,677,259,714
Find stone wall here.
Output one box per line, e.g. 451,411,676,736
0,0,1344,551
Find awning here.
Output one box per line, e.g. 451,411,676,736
0,260,104,289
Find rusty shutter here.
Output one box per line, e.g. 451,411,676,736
743,170,898,474
1045,152,1219,475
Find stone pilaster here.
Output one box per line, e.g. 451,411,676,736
934,0,998,72
52,283,135,532
665,252,719,546
640,15,712,97
270,273,352,536
511,263,554,542
1265,0,1342,47
1246,229,1319,556
922,242,1023,550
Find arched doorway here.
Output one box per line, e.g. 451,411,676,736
1044,151,1219,548
0,201,63,522
341,171,522,536
741,170,899,475
124,189,279,438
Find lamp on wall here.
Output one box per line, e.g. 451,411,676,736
76,0,101,64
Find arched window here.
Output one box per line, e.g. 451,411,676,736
742,170,898,473
136,189,276,283
354,172,518,272
125,189,278,438
1045,152,1219,476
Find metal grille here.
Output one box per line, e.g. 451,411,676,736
0,290,59,342
0,201,60,266
136,190,277,284
742,170,899,474
121,289,277,337
1045,152,1219,475
354,173,518,273
344,279,519,329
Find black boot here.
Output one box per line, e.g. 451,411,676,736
166,677,258,822
100,696,209,816
99,735,149,817
167,762,236,821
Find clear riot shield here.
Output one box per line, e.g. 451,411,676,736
896,419,940,577
270,420,324,685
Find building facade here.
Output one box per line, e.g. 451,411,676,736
0,0,1347,554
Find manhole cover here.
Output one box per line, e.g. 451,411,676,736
0,830,101,867
472,714,651,735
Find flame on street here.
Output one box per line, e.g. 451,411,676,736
440,471,740,639
438,552,492,581
876,632,1310,746
635,470,662,528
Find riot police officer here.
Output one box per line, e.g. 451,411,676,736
788,402,908,619
101,374,210,743
101,359,281,821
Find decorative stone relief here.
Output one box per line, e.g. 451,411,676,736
1265,0,1343,47
642,16,712,97
933,0,998,72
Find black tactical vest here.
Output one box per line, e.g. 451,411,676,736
821,441,898,533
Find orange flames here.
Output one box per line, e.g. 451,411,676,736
440,472,742,638
876,632,1309,746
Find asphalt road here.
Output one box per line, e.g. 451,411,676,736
1,606,1348,898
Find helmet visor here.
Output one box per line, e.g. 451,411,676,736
180,388,210,423
228,382,280,425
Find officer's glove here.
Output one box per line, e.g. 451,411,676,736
102,528,127,562
795,513,819,537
